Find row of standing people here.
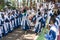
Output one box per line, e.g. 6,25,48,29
45,9,60,40
0,6,54,38
0,9,23,38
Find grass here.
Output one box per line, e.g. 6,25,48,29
36,28,45,40
0,5,4,10
37,18,50,40
36,28,49,40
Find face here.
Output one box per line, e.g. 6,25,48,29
50,20,53,24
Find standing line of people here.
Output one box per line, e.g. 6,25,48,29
0,9,23,38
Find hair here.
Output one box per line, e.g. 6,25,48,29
57,9,60,15
50,15,56,23
44,9,47,12
38,9,40,12
23,8,27,13
12,11,15,14
54,13,58,17
38,12,41,15
16,10,18,13
1,14,4,19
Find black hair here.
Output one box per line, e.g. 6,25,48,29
38,12,41,15
12,11,15,15
50,15,56,23
1,14,4,19
38,9,40,12
16,10,18,13
23,9,26,13
44,9,47,12
54,13,58,17
57,9,60,15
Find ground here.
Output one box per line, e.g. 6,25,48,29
0,26,48,40
0,27,38,40
37,28,49,40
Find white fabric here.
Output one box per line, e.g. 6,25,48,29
9,21,13,31
18,18,20,25
0,28,2,37
43,2,47,9
50,25,58,35
40,6,44,14
12,20,14,28
4,22,8,33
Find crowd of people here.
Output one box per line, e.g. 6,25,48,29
0,1,60,40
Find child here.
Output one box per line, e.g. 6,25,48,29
21,9,30,34
8,13,13,32
0,13,4,38
11,11,15,28
54,13,59,29
3,13,9,36
41,9,48,28
33,11,42,35
13,10,18,28
44,9,48,20
17,11,20,26
57,9,60,34
45,15,57,40
36,9,40,18
57,9,60,23
19,11,23,26
1,13,4,35
16,10,20,27
57,9,60,40
31,9,40,23
15,10,19,27
55,10,60,36
47,9,54,17
31,15,36,23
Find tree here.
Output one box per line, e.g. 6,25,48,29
0,0,4,10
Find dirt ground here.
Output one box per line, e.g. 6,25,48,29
0,27,38,40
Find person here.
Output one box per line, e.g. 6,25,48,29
33,11,42,35
0,12,4,38
10,11,15,29
18,11,23,26
54,13,59,29
44,9,48,21
8,13,13,32
57,9,60,34
13,10,18,28
45,15,57,40
0,27,2,38
56,9,60,40
3,13,9,36
36,9,40,18
48,1,55,17
31,15,36,23
37,2,40,11
41,9,48,28
21,9,30,34
39,4,45,28
16,10,19,27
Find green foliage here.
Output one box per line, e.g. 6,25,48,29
36,28,45,40
0,0,4,2
0,0,4,10
0,0,16,10
36,28,49,40
5,1,16,10
5,2,11,6
10,6,16,10
0,5,4,10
